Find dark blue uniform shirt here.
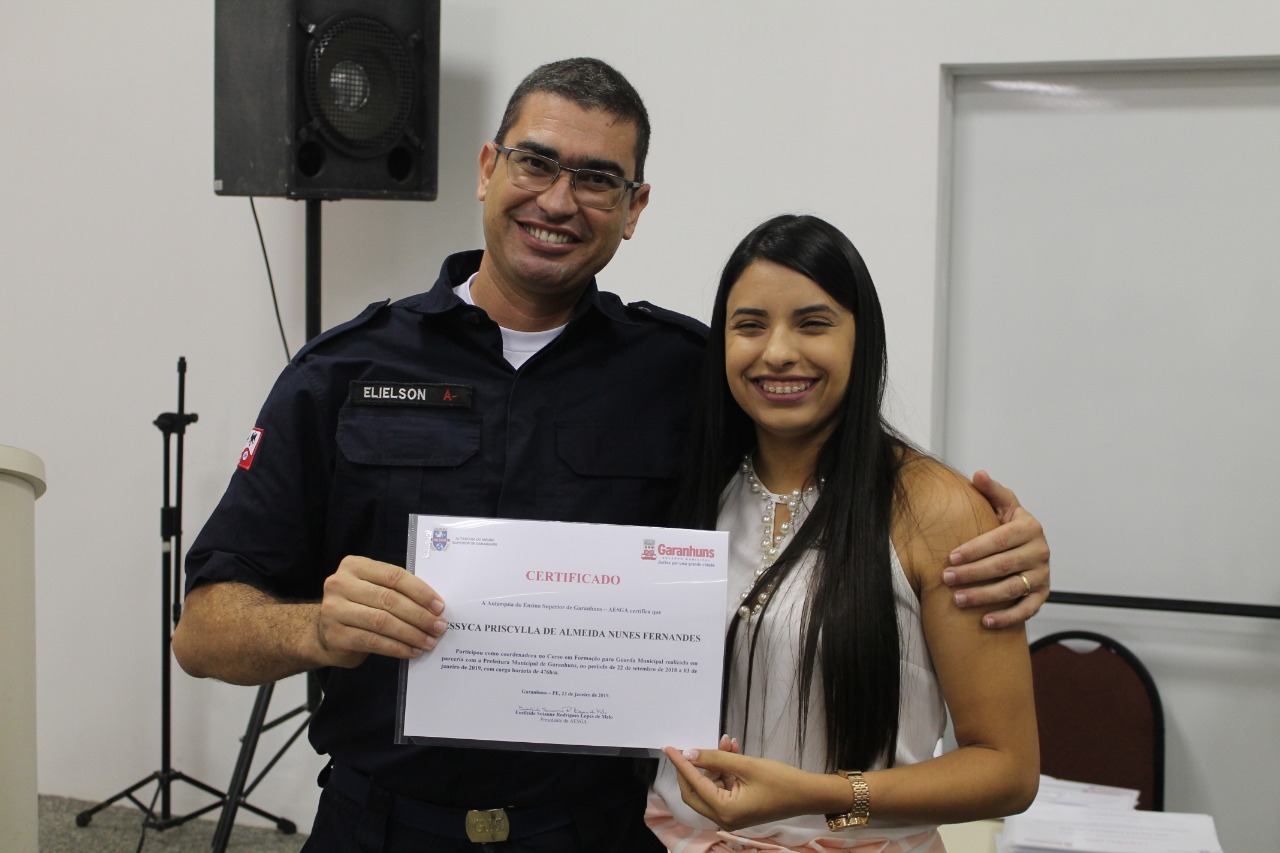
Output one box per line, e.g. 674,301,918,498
185,250,707,807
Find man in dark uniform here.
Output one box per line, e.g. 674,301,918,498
174,58,1050,852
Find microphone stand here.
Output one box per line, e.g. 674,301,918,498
77,358,291,848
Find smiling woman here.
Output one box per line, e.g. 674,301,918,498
724,259,857,455
646,215,1039,852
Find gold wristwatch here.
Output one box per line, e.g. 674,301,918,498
824,769,870,830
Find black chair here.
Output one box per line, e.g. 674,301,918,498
1029,630,1165,810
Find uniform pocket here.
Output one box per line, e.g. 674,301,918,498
554,424,683,523
556,424,683,480
336,407,480,467
335,408,483,562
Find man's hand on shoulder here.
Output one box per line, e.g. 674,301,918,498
944,471,1050,630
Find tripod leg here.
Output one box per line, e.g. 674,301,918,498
75,772,162,826
211,681,274,853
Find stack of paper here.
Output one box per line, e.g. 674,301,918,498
998,777,1224,853
1029,776,1139,811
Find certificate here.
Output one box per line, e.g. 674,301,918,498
396,516,728,757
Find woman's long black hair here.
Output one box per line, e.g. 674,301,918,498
671,214,910,772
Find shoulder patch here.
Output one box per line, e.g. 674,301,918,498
237,427,264,471
291,299,391,362
625,301,709,339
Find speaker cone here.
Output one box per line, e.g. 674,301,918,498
303,15,417,158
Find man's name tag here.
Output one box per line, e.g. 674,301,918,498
349,381,472,409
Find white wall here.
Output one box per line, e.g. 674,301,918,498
3,1,1277,849
942,63,1280,839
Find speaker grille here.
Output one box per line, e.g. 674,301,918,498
303,16,416,157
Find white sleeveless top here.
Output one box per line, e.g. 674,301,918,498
647,469,946,851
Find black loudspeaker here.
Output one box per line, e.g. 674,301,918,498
215,0,440,201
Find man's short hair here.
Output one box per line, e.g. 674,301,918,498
495,57,651,182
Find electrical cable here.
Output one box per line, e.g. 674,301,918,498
249,197,293,361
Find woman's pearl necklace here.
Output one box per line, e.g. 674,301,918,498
737,455,820,621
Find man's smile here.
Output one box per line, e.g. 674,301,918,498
520,222,577,245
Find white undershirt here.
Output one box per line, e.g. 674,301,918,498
455,273,567,369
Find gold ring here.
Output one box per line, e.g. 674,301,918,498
1017,573,1032,597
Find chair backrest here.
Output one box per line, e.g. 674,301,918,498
1029,630,1165,810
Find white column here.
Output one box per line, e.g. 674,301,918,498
0,446,46,853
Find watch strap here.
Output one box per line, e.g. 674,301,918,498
824,769,870,831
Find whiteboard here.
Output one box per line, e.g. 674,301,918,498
941,65,1280,606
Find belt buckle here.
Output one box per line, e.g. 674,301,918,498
465,807,510,843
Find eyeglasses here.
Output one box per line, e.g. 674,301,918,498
494,144,642,210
